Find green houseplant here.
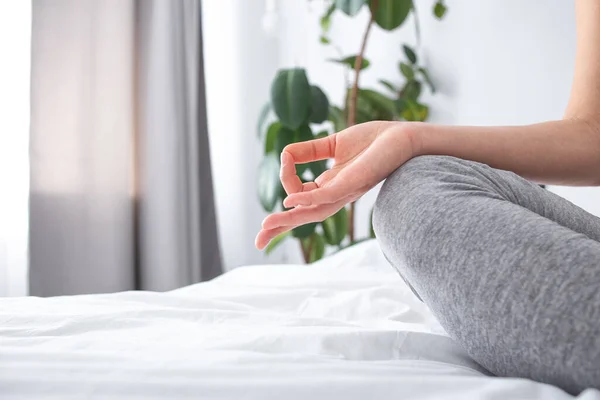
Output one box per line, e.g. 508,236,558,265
257,0,447,263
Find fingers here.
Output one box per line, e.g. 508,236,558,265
262,200,345,230
283,138,387,207
280,135,336,196
256,193,351,250
280,152,303,195
283,134,336,163
280,152,321,196
283,177,356,208
301,182,319,192
255,226,292,250
314,168,338,189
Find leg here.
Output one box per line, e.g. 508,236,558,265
373,155,600,394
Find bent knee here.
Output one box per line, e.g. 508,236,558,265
372,155,489,278
373,156,466,238
373,155,494,236
372,157,447,265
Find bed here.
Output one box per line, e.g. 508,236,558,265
1,240,598,399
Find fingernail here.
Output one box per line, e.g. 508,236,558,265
283,197,299,208
262,219,276,230
285,197,307,208
255,235,261,249
280,152,288,165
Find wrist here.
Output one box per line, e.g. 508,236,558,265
397,121,427,158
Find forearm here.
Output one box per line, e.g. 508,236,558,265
408,118,600,186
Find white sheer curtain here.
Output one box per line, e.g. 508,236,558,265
29,0,137,295
29,0,221,296
0,2,31,297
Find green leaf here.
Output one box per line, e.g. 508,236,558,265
292,222,317,239
418,67,436,93
401,80,421,101
271,68,312,130
414,103,429,121
355,94,375,123
379,79,398,93
401,100,429,122
308,160,327,179
320,2,336,32
264,122,281,154
335,0,366,16
344,88,377,122
328,105,346,132
307,233,326,263
403,44,417,64
275,126,295,155
257,102,271,138
370,0,412,31
315,130,329,139
359,89,396,120
257,154,280,212
294,124,313,142
265,231,291,255
329,55,370,70
399,62,415,80
433,1,447,19
401,101,417,121
322,207,348,245
320,36,331,45
395,98,407,115
309,85,330,123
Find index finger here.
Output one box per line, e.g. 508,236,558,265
282,134,336,163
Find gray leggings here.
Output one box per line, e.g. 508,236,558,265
373,155,600,395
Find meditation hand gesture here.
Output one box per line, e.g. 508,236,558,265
255,121,417,249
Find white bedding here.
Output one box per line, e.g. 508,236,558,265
1,240,598,400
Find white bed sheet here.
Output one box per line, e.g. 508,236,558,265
1,240,598,400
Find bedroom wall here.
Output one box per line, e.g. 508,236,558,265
205,0,600,271
275,0,600,243
202,0,294,269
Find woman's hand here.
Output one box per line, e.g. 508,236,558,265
255,121,420,250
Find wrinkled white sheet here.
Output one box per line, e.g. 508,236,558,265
1,240,598,400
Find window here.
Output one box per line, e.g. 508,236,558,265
0,2,31,296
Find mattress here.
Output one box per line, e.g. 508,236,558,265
1,240,598,399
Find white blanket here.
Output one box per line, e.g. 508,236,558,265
1,240,598,399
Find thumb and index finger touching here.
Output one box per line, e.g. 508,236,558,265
279,134,337,196
280,133,359,208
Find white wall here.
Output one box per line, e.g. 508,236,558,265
203,0,297,269
205,0,600,270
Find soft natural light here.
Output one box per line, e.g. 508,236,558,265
0,2,31,296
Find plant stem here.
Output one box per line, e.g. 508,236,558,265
412,2,421,46
346,2,376,243
348,202,356,243
346,12,375,127
300,239,309,263
307,236,314,263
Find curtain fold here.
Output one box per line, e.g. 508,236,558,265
135,0,222,290
29,0,221,296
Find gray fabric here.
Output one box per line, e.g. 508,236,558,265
373,155,600,395
134,0,221,289
29,0,221,296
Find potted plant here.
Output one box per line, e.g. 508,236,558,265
257,0,448,262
